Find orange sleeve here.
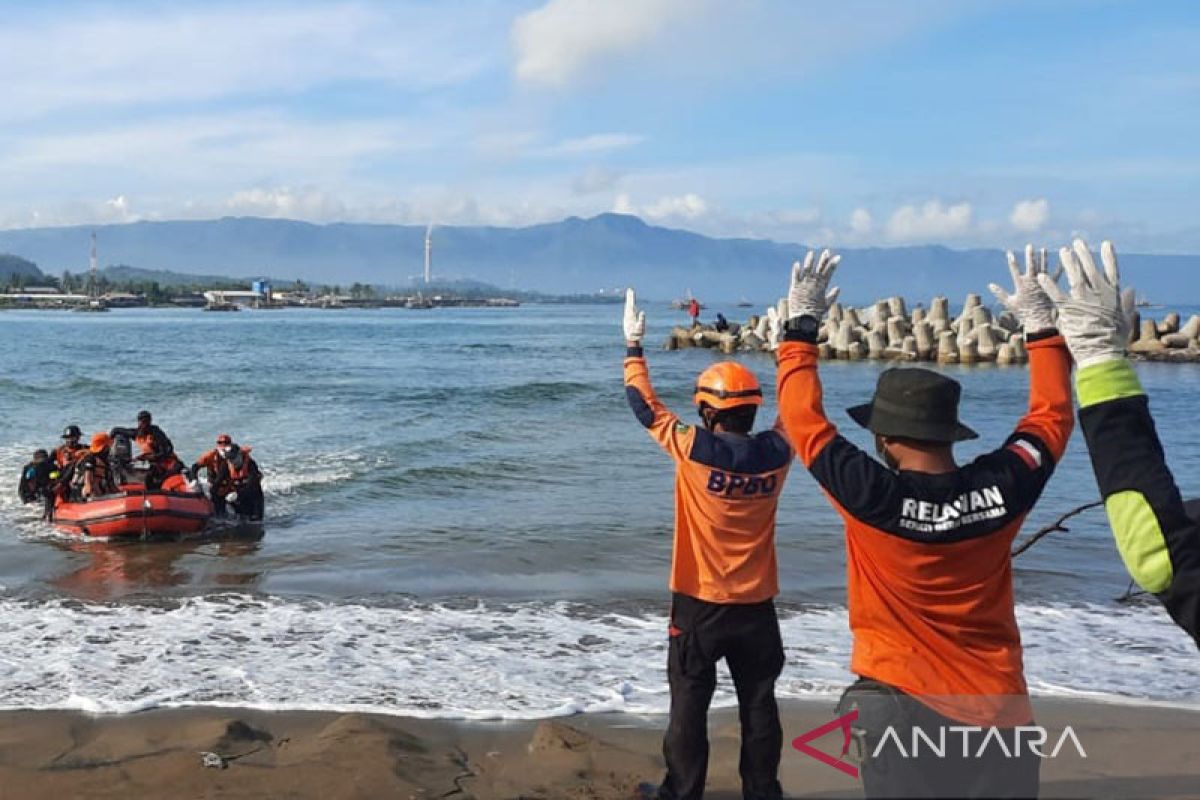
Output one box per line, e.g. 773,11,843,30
1014,334,1074,462
623,350,696,463
775,341,838,467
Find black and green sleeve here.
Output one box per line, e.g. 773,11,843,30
1077,358,1200,648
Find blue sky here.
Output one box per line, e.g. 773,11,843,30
1,0,1197,251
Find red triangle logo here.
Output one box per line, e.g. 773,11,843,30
791,710,860,779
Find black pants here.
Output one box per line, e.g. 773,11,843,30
839,679,1040,799
231,485,265,521
659,593,785,800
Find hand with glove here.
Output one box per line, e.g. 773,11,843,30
1036,238,1136,368
765,306,782,350
623,288,646,346
787,249,841,320
988,243,1057,334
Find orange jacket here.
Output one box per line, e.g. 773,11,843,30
52,443,87,470
625,348,793,604
776,332,1073,726
193,449,222,477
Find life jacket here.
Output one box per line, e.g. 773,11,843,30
78,453,115,498
227,455,255,486
161,473,189,492
53,444,85,469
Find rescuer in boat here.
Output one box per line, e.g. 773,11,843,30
73,433,118,500
50,425,87,470
191,433,234,513
110,410,183,491
18,449,57,519
623,289,793,800
213,443,264,521
775,248,1073,798
1036,238,1200,649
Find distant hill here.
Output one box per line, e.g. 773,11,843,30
0,253,45,284
100,264,249,287
1,214,1197,304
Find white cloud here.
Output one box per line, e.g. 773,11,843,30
224,187,348,220
886,200,973,241
0,3,501,122
1010,198,1050,232
512,0,694,87
542,133,644,157
850,207,873,235
612,192,708,221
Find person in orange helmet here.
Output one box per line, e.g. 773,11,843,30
623,289,793,800
75,433,117,500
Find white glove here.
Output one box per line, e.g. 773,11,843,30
787,249,841,320
988,243,1057,333
1037,238,1136,369
765,306,782,350
225,492,238,504
623,288,646,343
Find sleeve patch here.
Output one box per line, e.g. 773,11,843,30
1007,439,1043,471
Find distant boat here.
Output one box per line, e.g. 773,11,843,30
405,294,434,309
73,298,110,313
203,301,240,312
736,297,753,308
1135,295,1162,309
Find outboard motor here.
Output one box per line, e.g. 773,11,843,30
109,432,135,486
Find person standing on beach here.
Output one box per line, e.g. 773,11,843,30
623,288,792,800
1036,238,1200,648
775,249,1073,798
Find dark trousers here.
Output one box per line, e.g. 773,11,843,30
660,593,785,800
231,485,265,521
839,678,1040,800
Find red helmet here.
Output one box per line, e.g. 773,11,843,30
694,362,763,410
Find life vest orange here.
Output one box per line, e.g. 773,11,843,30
54,444,86,469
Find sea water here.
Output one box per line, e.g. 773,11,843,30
1,305,1197,718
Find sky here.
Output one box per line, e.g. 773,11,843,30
1,0,1198,252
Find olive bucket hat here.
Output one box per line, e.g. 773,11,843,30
847,367,979,443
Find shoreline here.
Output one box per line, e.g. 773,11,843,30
1,699,1197,799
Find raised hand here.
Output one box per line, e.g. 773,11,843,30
1037,238,1137,368
988,243,1057,333
623,288,647,344
787,249,841,320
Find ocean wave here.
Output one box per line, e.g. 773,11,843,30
0,596,1194,720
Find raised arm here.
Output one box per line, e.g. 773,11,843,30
776,252,901,519
622,289,694,462
1042,239,1200,647
988,244,1074,466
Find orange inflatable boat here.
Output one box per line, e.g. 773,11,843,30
53,482,214,539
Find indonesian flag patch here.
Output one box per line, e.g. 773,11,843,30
1007,439,1043,470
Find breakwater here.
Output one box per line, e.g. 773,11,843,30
667,296,1200,364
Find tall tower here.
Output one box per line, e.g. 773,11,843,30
89,231,98,297
424,223,433,285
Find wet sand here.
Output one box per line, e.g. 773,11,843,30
0,699,1197,799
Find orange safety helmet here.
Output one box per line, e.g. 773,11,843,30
693,362,763,410
90,432,113,454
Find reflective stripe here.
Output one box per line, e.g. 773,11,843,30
1106,490,1174,593
1076,359,1144,408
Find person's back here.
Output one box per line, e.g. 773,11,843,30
623,289,791,800
775,248,1073,799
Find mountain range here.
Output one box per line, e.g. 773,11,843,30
2,214,1198,304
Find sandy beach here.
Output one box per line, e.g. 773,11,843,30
0,699,1196,799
